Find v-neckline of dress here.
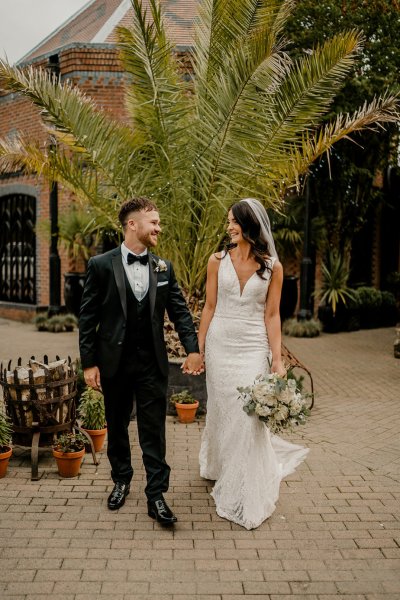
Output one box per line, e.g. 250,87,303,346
227,251,258,297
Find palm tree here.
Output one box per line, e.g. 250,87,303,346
0,0,398,294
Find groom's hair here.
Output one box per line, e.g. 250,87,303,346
118,196,158,229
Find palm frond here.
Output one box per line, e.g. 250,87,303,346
0,59,138,198
0,0,397,294
0,135,121,230
283,93,400,182
194,0,292,88
117,0,194,207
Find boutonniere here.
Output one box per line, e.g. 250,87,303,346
152,258,167,273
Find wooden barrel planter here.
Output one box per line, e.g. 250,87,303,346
0,355,97,480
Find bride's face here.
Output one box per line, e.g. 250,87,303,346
227,210,243,244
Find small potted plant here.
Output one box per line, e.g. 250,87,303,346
0,411,13,478
77,388,107,452
52,431,86,477
170,390,199,424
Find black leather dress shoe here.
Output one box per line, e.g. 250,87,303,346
147,497,177,526
107,482,130,510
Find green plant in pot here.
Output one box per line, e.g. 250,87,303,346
59,206,100,317
52,431,86,478
77,387,107,452
0,411,13,478
316,250,356,333
170,390,199,424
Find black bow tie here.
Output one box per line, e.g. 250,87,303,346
127,253,148,266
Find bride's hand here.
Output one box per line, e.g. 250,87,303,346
271,360,286,378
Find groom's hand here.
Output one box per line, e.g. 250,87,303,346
84,366,102,391
181,353,204,375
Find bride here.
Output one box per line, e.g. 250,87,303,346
198,198,309,530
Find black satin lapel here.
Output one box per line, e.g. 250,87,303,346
148,253,157,317
112,254,127,320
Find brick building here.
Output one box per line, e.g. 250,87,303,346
0,0,398,321
0,0,197,320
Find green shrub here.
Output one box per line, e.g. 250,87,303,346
381,291,396,309
34,314,49,331
282,318,322,338
63,314,78,331
33,313,78,332
47,315,65,333
354,287,382,309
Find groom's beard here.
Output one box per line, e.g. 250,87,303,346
137,231,159,248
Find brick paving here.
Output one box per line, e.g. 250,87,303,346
0,318,399,599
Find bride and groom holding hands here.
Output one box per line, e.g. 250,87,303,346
79,196,308,531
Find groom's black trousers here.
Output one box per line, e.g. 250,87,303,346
101,348,170,501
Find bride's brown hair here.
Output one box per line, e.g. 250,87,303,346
222,201,272,278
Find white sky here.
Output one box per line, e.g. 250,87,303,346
0,0,90,64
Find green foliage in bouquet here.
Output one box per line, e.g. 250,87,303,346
239,372,310,434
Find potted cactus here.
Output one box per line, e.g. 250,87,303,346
0,411,13,478
77,388,107,452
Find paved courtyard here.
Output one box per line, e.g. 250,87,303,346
0,318,399,599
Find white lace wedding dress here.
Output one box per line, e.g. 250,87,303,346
199,252,309,530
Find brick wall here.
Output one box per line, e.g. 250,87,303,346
0,45,127,320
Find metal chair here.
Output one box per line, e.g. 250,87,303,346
281,343,315,409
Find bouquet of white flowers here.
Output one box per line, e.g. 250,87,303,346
238,371,310,434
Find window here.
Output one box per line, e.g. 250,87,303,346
0,194,36,304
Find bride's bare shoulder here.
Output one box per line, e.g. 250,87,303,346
271,258,283,271
207,251,224,271
210,251,224,261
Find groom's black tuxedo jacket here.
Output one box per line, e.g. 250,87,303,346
79,246,199,378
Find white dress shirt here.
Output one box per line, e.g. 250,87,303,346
121,242,149,302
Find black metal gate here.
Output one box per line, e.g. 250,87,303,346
0,194,36,304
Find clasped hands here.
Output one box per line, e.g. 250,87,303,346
181,352,205,376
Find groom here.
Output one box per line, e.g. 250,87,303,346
79,196,203,525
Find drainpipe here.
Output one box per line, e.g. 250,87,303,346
297,176,313,320
47,54,61,316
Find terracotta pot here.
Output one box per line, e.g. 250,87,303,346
0,446,12,478
175,401,199,424
53,448,85,478
82,427,107,453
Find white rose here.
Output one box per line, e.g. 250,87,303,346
280,388,292,406
274,405,289,421
252,382,270,404
289,397,303,416
255,404,271,417
266,395,278,408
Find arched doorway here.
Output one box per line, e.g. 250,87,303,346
0,194,36,304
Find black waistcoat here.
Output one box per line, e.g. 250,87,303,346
122,270,154,364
